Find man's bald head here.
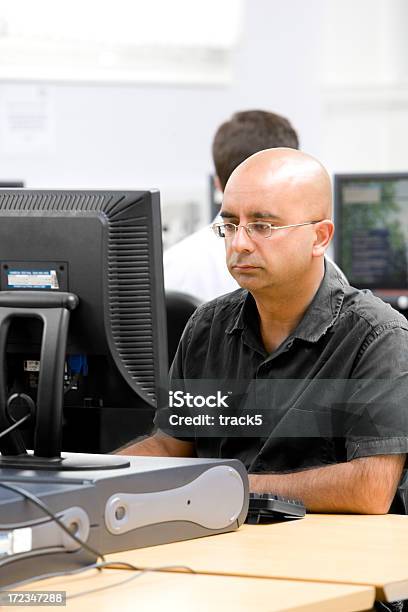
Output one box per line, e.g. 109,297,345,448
220,147,335,299
224,148,332,221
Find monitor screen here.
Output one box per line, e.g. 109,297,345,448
0,189,168,462
334,173,408,292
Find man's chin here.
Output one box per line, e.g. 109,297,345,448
231,271,264,292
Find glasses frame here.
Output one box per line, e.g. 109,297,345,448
212,220,323,240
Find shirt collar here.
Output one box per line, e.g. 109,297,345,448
291,259,346,343
225,259,346,344
225,290,250,335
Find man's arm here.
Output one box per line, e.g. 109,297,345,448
249,454,405,514
115,432,195,458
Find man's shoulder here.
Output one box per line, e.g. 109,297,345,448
341,284,408,333
188,288,246,330
194,288,246,316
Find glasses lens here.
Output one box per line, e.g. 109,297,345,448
223,223,237,238
248,222,271,238
214,223,236,239
213,224,224,238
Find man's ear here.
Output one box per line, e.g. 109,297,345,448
214,175,223,194
312,220,334,257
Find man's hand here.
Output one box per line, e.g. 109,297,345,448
115,432,195,458
249,454,406,514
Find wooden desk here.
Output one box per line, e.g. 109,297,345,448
3,567,375,612
107,514,408,602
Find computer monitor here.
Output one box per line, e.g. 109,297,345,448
334,173,408,299
209,174,222,222
0,189,168,469
0,182,24,188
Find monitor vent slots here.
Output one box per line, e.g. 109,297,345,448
108,218,156,402
0,192,107,212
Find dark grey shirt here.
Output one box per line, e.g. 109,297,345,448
157,261,408,508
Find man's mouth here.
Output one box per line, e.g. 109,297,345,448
232,264,260,271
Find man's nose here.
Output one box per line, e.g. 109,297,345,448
230,225,255,252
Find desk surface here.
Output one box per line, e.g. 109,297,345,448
107,513,408,602
4,568,375,612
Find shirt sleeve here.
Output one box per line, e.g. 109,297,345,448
344,324,408,461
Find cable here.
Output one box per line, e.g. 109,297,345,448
66,564,196,601
0,482,105,562
2,561,105,590
67,567,152,600
64,373,80,394
0,482,195,600
3,560,195,598
0,414,31,439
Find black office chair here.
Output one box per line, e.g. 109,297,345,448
165,291,202,367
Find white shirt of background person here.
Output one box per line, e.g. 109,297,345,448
163,219,239,303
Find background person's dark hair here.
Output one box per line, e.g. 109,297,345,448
212,110,299,190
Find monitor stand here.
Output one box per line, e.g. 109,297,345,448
0,291,129,470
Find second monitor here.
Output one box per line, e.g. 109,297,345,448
334,173,408,304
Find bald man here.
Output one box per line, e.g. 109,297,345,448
118,149,408,515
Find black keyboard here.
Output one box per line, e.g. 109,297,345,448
246,492,306,524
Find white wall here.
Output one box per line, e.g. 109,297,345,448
0,0,407,240
0,0,324,237
321,0,408,173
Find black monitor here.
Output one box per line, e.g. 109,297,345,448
334,173,408,301
208,174,222,222
0,189,168,470
0,182,24,188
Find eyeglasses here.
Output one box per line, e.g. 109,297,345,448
212,220,322,240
